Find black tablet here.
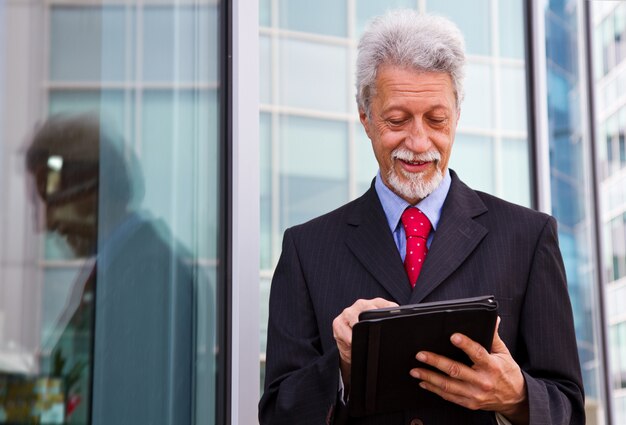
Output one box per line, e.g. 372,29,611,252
349,295,498,416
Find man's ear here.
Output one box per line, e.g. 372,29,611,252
359,108,371,139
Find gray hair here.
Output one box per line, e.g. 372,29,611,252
356,10,466,115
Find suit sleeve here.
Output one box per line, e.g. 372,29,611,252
259,228,342,425
518,217,585,425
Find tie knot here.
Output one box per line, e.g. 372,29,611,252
401,207,431,239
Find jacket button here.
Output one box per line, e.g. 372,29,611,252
410,419,424,425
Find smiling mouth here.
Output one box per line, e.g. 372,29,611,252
400,159,430,166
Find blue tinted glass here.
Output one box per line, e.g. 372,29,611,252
50,6,128,82
278,0,347,37
279,39,348,113
548,0,605,410
426,0,491,55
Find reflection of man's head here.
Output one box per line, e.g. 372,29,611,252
25,115,139,257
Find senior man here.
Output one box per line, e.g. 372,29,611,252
259,10,584,425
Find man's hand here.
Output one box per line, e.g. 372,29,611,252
409,317,529,424
332,298,398,392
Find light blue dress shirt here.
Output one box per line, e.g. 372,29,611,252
374,169,451,261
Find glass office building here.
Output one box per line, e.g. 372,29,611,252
0,0,622,423
593,1,626,423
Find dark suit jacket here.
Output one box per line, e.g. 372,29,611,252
259,171,584,425
91,216,194,425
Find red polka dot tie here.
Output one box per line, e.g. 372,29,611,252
401,207,432,287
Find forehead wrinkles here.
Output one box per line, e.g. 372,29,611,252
377,83,455,112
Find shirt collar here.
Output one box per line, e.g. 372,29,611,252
374,169,451,234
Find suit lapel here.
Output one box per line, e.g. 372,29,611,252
345,186,412,304
409,172,488,304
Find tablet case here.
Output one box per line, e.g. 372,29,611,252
349,295,498,416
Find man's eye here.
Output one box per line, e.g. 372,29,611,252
428,117,446,125
387,119,407,127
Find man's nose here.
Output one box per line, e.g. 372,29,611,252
405,119,431,151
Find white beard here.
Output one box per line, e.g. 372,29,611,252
386,148,444,201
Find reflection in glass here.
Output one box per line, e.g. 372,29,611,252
1,1,220,424
25,116,196,424
50,6,129,82
143,6,217,83
546,2,606,421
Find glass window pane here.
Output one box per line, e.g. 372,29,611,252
48,90,130,142
500,66,528,133
279,115,348,230
50,6,129,82
459,63,493,129
278,0,347,37
355,0,416,37
142,6,217,83
260,113,273,270
552,1,606,414
498,0,525,59
260,0,271,27
426,0,491,56
1,2,222,424
260,35,272,104
448,134,494,193
501,138,531,207
279,39,348,113
355,123,380,195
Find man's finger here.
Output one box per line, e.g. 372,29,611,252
490,316,510,355
449,333,491,366
415,351,473,383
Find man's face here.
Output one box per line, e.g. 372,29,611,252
360,65,459,204
32,165,98,257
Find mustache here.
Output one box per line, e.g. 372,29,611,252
391,148,441,163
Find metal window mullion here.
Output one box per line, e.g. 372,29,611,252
491,0,502,197
270,0,280,267
347,0,356,200
231,0,260,423
583,1,616,424
529,0,552,214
